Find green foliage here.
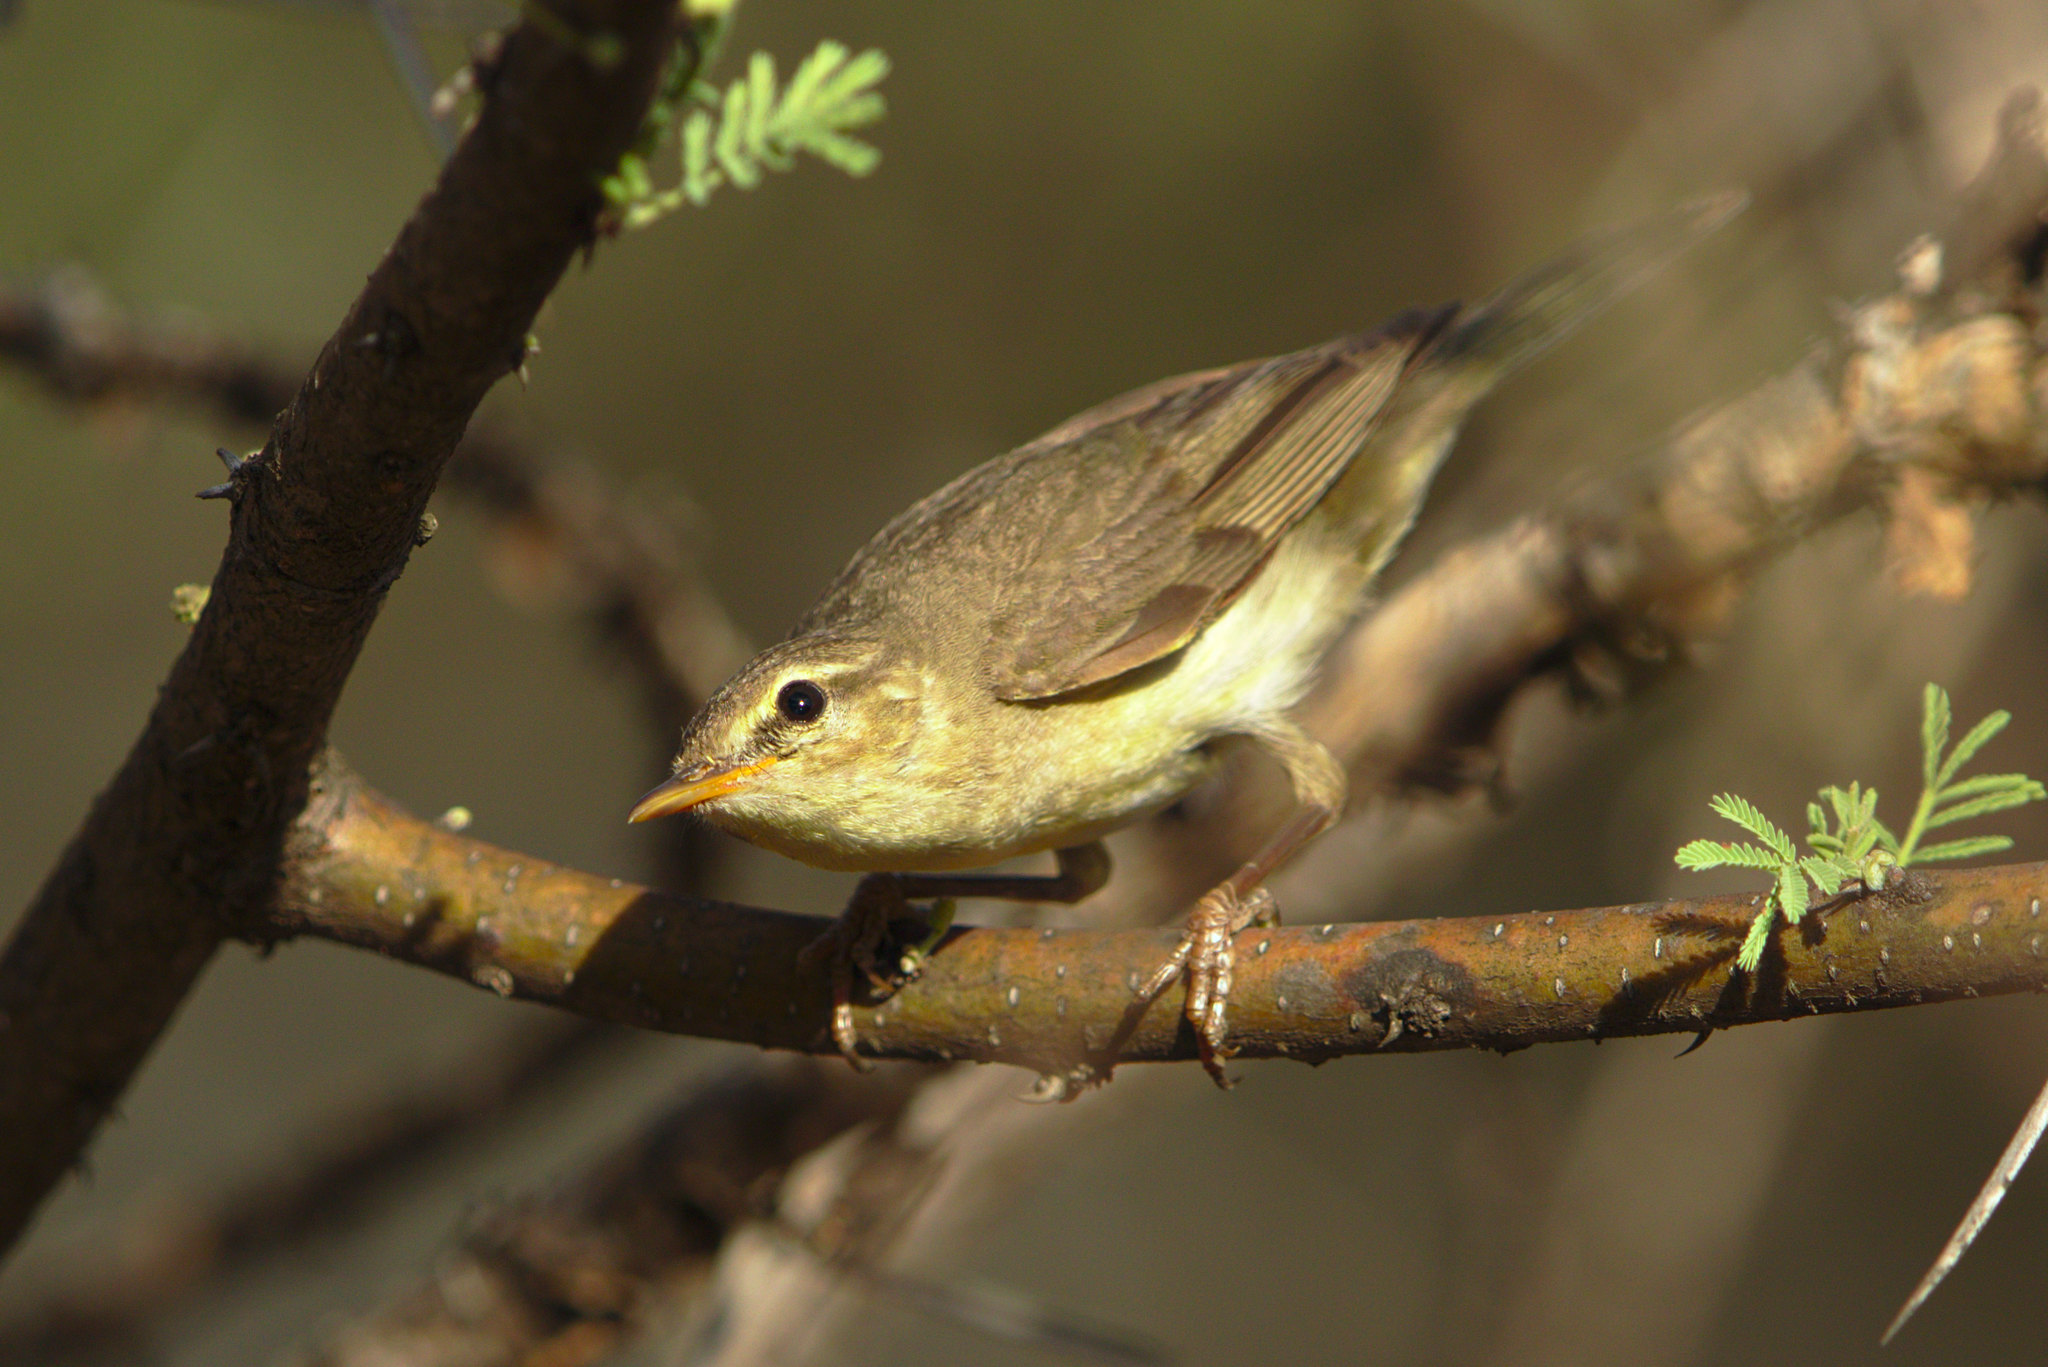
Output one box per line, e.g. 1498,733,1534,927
603,37,889,229
1675,685,2044,972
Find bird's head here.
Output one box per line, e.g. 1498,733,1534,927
627,632,937,868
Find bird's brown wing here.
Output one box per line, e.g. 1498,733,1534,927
987,309,1448,700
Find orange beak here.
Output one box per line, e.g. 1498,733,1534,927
627,755,781,823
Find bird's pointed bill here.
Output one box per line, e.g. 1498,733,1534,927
628,756,781,823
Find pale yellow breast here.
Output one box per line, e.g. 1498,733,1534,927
924,514,1367,864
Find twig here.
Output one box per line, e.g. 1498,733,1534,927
370,0,460,160
0,266,292,422
1882,1066,2048,1344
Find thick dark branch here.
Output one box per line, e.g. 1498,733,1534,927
0,0,683,1262
279,756,2048,1075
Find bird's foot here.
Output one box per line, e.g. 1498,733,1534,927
800,874,950,1070
1135,883,1279,1088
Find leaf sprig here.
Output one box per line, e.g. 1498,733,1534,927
1675,685,2044,971
603,40,889,228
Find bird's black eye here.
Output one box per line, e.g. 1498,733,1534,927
775,679,827,724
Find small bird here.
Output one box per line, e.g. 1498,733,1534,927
631,196,1741,1083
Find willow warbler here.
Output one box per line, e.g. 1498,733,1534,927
631,195,1741,1082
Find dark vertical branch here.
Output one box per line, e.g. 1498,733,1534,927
0,0,685,1264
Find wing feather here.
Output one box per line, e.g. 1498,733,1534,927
987,312,1445,700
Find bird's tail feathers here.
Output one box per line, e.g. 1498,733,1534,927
1435,189,1747,377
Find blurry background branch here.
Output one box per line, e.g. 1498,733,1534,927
0,1013,618,1365
1309,89,2048,796
300,1056,926,1367
0,266,752,737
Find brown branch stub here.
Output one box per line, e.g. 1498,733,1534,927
280,758,2048,1076
0,0,684,1263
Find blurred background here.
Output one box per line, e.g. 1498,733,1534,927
3,1,2048,1363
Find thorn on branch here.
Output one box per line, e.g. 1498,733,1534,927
195,446,258,503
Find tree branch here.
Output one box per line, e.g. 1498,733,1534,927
0,0,684,1263
277,754,2048,1075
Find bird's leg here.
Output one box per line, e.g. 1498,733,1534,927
1138,721,1346,1087
890,841,1114,907
801,871,908,1071
805,843,1113,1068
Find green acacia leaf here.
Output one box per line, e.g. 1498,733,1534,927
682,110,720,205
1925,786,2047,829
714,79,758,187
745,51,776,149
1937,710,2011,789
1675,840,1783,871
805,46,891,117
1736,905,1776,972
1910,835,2015,862
626,38,888,222
777,40,840,112
1800,856,1846,895
1938,772,2036,802
1922,684,1952,788
783,126,881,175
1709,793,1795,860
1777,865,1811,924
